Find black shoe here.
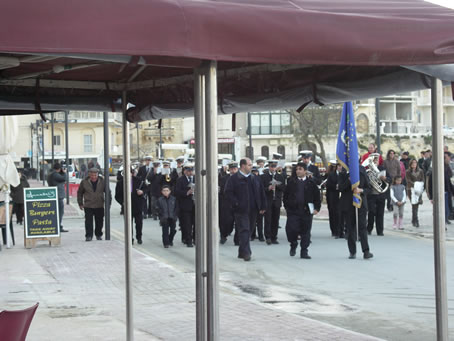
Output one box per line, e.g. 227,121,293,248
60,228,69,233
377,233,384,236
137,239,142,245
187,243,193,247
349,253,356,259
96,236,102,240
446,220,451,225
169,242,174,246
271,240,279,245
289,246,296,257
258,237,265,242
363,251,374,259
143,215,148,219
300,252,311,259
415,221,419,228
220,236,227,245
153,216,158,221
266,239,272,245
85,236,92,242
238,254,251,261
148,214,152,219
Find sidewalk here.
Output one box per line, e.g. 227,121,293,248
1,221,384,341
312,195,454,242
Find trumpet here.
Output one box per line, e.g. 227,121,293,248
166,174,171,182
277,168,282,174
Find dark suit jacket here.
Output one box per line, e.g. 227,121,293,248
283,177,321,213
224,172,266,215
308,164,322,185
114,175,145,215
175,175,195,212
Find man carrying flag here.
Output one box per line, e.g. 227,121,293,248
336,102,374,260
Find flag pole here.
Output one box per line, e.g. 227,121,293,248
355,207,359,242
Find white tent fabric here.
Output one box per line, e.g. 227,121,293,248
0,115,20,200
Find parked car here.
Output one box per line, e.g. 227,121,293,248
66,165,77,183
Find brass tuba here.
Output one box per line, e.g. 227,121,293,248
361,153,389,193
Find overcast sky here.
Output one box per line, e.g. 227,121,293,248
425,0,454,9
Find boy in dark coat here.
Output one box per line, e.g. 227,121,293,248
156,185,179,248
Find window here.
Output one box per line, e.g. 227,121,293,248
53,135,61,146
250,111,292,135
277,145,285,159
84,135,93,152
261,146,269,159
218,143,234,155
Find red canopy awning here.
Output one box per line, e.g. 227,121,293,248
1,0,454,66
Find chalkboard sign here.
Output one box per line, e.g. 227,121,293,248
24,187,60,238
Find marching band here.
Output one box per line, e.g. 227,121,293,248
118,149,378,261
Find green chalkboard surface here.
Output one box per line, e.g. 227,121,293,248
24,187,60,238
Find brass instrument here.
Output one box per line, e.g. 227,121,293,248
361,153,389,193
166,174,171,182
277,168,282,174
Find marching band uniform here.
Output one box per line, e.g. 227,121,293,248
338,166,373,259
115,168,146,244
366,160,389,236
299,150,322,186
261,161,286,244
159,160,178,192
137,156,154,219
219,162,239,245
175,164,196,247
149,161,162,220
326,162,342,238
283,162,321,259
224,160,266,261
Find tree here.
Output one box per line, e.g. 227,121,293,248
291,104,343,168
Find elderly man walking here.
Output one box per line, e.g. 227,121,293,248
77,168,110,241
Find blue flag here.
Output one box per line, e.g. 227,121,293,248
336,102,361,208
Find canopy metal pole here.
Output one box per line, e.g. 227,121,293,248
205,60,219,341
51,113,55,166
248,112,253,159
104,111,111,240
30,124,34,169
194,67,207,341
375,98,381,154
42,120,45,185
136,123,140,161
122,91,134,341
4,185,12,248
431,78,449,341
65,111,70,205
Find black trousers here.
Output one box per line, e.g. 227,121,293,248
180,208,195,245
344,204,370,255
58,198,64,228
143,191,152,216
151,196,160,218
84,207,104,238
367,194,385,235
220,205,238,243
161,218,176,246
285,210,313,253
327,192,340,236
133,209,143,240
264,199,281,241
13,203,24,223
234,210,255,257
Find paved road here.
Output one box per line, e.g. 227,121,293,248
106,197,454,341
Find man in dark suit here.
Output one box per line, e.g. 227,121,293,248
283,162,321,259
219,161,239,245
338,164,374,259
114,167,146,244
299,150,322,185
137,156,154,219
224,158,266,261
261,160,286,244
175,163,195,247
